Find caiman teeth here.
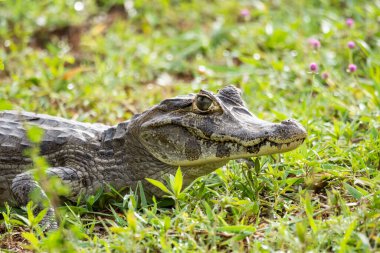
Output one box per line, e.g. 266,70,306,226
186,126,305,148
248,138,305,148
267,137,306,145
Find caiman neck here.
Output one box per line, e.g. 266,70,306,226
101,121,226,195
100,122,176,192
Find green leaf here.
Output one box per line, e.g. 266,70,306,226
22,232,40,249
0,100,12,110
26,202,35,222
87,195,95,208
286,177,300,186
339,219,357,253
203,201,214,222
15,214,31,227
137,181,147,207
163,215,171,231
2,212,11,231
217,225,256,235
343,182,362,200
254,158,261,175
303,192,317,234
122,193,137,210
127,210,137,232
34,208,48,226
173,167,183,196
2,211,10,222
87,188,104,208
145,178,171,195
169,174,175,193
109,206,127,226
26,126,44,143
357,40,371,56
295,222,306,243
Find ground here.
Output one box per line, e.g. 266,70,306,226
0,0,379,252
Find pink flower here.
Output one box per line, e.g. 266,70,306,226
240,9,250,17
348,64,357,73
322,72,329,80
347,41,356,49
308,38,321,49
346,18,354,28
309,62,318,72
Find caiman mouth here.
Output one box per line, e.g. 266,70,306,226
245,137,306,154
185,126,306,156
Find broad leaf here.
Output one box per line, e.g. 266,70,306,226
217,225,256,235
173,167,183,196
145,178,171,195
343,182,362,200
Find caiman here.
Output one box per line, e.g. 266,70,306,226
0,85,307,229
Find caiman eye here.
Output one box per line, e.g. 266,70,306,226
195,95,213,111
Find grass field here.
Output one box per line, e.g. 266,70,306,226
0,0,379,252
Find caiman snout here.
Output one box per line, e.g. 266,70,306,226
273,118,307,143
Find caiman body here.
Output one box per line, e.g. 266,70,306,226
0,86,307,229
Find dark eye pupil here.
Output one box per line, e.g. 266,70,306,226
196,96,212,111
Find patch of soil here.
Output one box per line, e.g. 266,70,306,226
0,226,31,253
29,4,128,52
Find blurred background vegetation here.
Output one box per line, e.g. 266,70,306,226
1,0,378,124
0,0,379,252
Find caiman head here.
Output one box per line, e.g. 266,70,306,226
131,85,307,183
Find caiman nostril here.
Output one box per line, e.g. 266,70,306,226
281,119,290,125
279,119,307,139
281,119,297,125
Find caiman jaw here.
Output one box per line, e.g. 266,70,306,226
183,123,306,164
185,118,307,157
245,137,306,155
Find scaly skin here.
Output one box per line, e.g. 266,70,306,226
0,86,307,229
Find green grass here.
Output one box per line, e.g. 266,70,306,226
0,0,379,252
